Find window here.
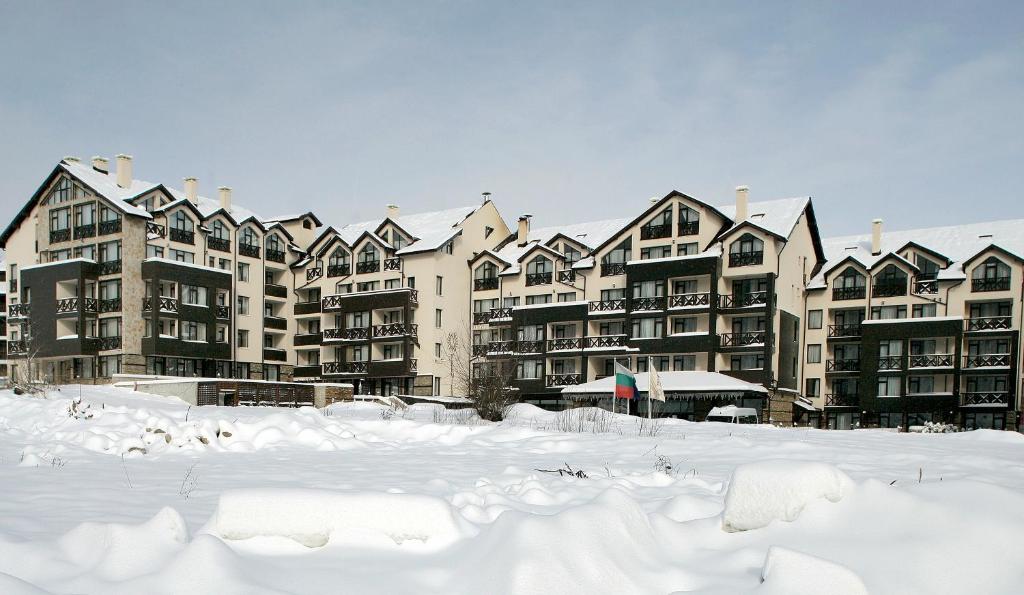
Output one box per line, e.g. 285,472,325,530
335,283,352,294
47,177,74,204
435,343,442,358
601,288,626,301
805,378,820,398
218,258,230,271
99,240,121,262
99,280,121,300
474,298,498,313
526,255,553,275
356,281,379,292
673,355,696,371
435,309,442,328
436,276,443,296
74,203,95,226
601,238,631,273
915,254,940,279
237,296,250,315
557,292,576,302
329,247,350,269
807,310,823,329
434,377,442,395
266,234,283,252
526,294,552,305
729,233,764,262
730,354,764,370
503,296,520,308
75,245,95,260
385,278,401,289
182,321,206,342
907,375,935,395
169,249,194,263
972,257,1010,281
182,285,208,306
240,227,260,248
50,207,71,231
677,242,699,256
807,344,821,364
877,376,901,397
641,207,672,239
516,359,543,379
640,246,672,260
211,220,229,239
672,317,698,334
912,303,936,318
382,343,403,360
171,210,194,231
237,262,250,281
475,261,498,280
631,317,663,339
407,276,415,288
346,311,369,328
484,226,494,239
870,305,906,320
358,243,379,263
632,280,665,298
562,244,581,266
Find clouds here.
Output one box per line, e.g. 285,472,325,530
0,1,1020,235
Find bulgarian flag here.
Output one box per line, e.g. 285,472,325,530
614,362,638,400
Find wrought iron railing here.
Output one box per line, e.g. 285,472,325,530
356,260,380,273
99,298,122,313
73,224,96,239
327,264,350,277
169,228,195,244
640,223,671,240
525,272,553,286
8,303,30,317
729,250,763,267
832,286,866,300
97,336,122,350
472,344,489,357
972,277,1011,292
50,228,71,243
99,260,122,275
239,243,260,258
474,277,499,291
98,219,122,235
215,305,231,318
872,281,906,298
473,311,492,324
678,220,699,236
208,236,231,252
265,248,286,263
825,359,860,372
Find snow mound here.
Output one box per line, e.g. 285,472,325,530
0,572,52,595
759,547,868,594
209,488,473,547
723,461,853,532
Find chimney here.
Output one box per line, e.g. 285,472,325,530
184,177,199,206
115,154,133,188
92,156,109,174
517,214,532,247
218,186,232,212
63,156,80,164
871,219,883,255
387,204,400,219
735,185,749,221
481,191,492,203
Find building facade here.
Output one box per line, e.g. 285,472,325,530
1,154,1020,429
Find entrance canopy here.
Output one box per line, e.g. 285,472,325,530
560,371,768,399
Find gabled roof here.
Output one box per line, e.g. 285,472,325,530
332,204,482,255
263,211,323,226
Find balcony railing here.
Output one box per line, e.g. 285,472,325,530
99,298,122,313
265,283,288,298
473,311,492,324
832,286,866,301
678,220,699,236
263,347,287,362
474,277,499,291
514,340,545,354
472,344,489,357
294,332,323,347
640,223,672,240
373,323,418,338
48,226,72,244
487,340,515,355
972,277,1011,292
264,316,288,331
327,264,350,277
525,272,553,286
383,257,402,271
56,297,98,314
719,291,767,308
97,336,122,350
589,298,625,313
825,393,859,407
73,224,96,239
963,354,1011,368
215,305,231,319
965,316,1012,331
719,331,766,347
239,243,260,258
547,337,583,351
356,260,380,274
323,327,369,341
913,278,938,295
601,262,626,277
306,267,323,282
668,292,710,308
169,228,195,245
322,361,369,375
872,281,907,298
208,236,231,252
558,269,576,283
98,219,122,235
143,296,179,313
584,335,627,349
827,324,862,338
825,359,860,372
8,339,27,356
729,251,763,267
962,392,1010,406
143,222,165,238
265,249,286,263
489,307,513,321
908,354,954,368
99,259,122,275
631,296,665,312
294,301,322,316
8,303,30,318
546,373,582,387
877,355,903,370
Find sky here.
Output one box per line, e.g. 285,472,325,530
0,1,1021,238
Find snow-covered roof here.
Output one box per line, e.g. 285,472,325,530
333,204,479,254
560,371,768,395
809,218,1024,288
61,160,155,218
715,197,811,240
528,217,633,250
164,187,264,223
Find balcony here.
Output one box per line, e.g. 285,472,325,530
719,291,767,308
356,260,380,274
973,277,1011,292
729,251,763,267
631,296,665,312
50,228,71,243
294,301,322,316
965,316,1012,332
913,278,938,295
908,354,954,368
472,344,489,357
963,354,1011,368
514,339,544,354
962,392,1010,406
825,393,859,407
239,243,260,258
872,281,906,298
668,292,710,308
877,355,903,371
584,335,627,349
215,305,231,319
383,257,402,272
146,222,166,237
265,283,288,299
558,270,576,283
473,311,492,324
56,297,98,314
97,336,122,350
832,286,866,301
489,307,513,321
264,316,288,331
143,297,180,313
719,331,766,347
99,298,122,313
323,327,369,341
827,324,862,338
7,339,27,356
373,323,418,338
327,264,351,277
589,298,625,313
640,223,672,240
294,333,323,347
99,260,122,275
293,365,322,378
98,219,122,235
825,359,860,372
169,228,195,245
678,220,699,236
546,373,582,387
73,224,96,239
474,277,499,291
322,361,368,375
525,272,553,286
306,267,323,282
8,303,30,318
487,340,515,355
265,249,286,264
601,262,626,277
263,347,287,362
547,337,582,351
208,236,231,252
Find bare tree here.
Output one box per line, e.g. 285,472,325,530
10,318,51,394
440,323,473,397
469,359,518,422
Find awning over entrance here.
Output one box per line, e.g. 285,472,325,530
560,371,768,399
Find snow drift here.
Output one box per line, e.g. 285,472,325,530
759,547,868,595
722,461,853,531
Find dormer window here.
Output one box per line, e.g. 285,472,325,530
211,220,229,240
914,254,940,280
393,232,408,250
525,255,553,286
601,238,631,276
971,257,1011,292
327,247,351,277
833,267,867,300
872,264,908,297
357,243,380,273
474,261,499,291
678,206,700,235
265,234,286,263
169,211,195,245
728,234,764,267
640,208,672,240
562,243,581,266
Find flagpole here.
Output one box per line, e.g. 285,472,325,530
648,356,653,420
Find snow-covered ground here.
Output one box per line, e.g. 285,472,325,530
1,385,1022,594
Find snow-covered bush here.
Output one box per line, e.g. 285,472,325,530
722,461,853,532
919,421,960,433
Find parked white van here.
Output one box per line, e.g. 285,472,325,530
705,405,759,424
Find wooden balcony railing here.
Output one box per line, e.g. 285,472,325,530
719,291,767,308
547,337,582,351
514,340,545,354
323,327,369,341
546,373,582,387
263,347,287,362
8,303,30,318
908,354,954,368
306,267,323,282
877,355,903,370
56,297,98,314
373,323,417,338
825,393,859,407
584,335,627,349
589,298,625,313
146,222,166,237
264,316,288,331
913,278,938,295
962,391,1010,406
719,331,766,347
601,262,626,277
265,283,288,298
322,361,369,375
143,296,179,313
383,257,402,271
489,307,513,320
668,292,710,308
631,296,665,311
965,316,1012,331
215,305,231,319
558,269,576,283
825,359,860,372
828,324,862,338
963,354,1011,368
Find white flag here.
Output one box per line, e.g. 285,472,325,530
648,366,666,402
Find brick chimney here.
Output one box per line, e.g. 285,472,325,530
184,177,199,206
735,185,749,221
115,154,133,188
218,186,232,212
871,219,883,255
